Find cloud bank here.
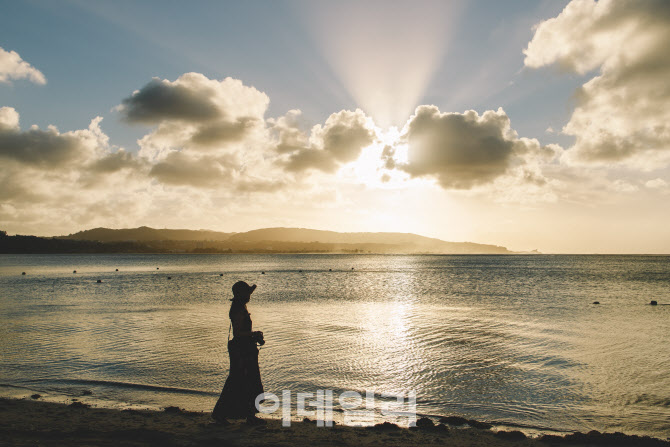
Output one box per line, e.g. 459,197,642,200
4,0,670,238
0,106,142,234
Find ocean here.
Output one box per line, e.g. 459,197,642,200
1,254,668,437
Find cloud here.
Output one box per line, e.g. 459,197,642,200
524,0,670,166
0,107,153,235
611,179,639,193
0,107,108,169
119,75,376,186
114,73,297,192
269,109,311,154
87,149,141,174
120,73,267,124
0,68,581,236
148,151,232,188
645,178,667,189
120,77,221,123
190,117,258,147
0,165,49,202
0,106,20,129
119,73,269,156
0,47,46,85
279,109,376,173
234,178,286,193
390,105,558,189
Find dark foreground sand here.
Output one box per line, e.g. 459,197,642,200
1,398,668,447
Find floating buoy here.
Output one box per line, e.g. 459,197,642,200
73,270,77,274
650,300,658,305
592,301,600,305
97,279,102,283
21,272,26,275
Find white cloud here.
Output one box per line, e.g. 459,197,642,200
0,47,46,85
525,0,670,167
0,106,20,129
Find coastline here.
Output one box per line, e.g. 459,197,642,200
1,398,668,447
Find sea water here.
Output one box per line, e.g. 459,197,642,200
0,254,668,437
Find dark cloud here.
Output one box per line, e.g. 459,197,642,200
120,78,221,124
0,127,84,168
381,145,396,169
321,113,375,163
123,73,269,152
284,148,338,173
87,149,140,174
0,110,146,204
269,110,311,154
235,179,286,193
148,152,231,188
0,108,101,169
280,109,375,173
190,117,258,147
398,106,518,189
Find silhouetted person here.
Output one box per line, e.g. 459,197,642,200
212,281,265,425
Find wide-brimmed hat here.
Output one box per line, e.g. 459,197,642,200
232,280,257,298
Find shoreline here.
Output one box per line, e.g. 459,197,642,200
1,398,668,447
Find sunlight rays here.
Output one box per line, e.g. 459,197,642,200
297,1,461,128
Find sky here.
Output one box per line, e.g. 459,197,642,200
1,0,669,253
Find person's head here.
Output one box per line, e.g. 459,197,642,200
231,281,256,303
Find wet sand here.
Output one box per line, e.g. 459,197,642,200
1,398,669,447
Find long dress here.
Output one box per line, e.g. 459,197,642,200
212,302,264,419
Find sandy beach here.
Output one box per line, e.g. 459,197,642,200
1,398,668,447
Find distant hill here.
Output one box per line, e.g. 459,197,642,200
51,226,513,254
227,227,511,253
0,233,156,254
59,226,235,242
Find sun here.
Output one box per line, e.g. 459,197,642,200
341,126,410,189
